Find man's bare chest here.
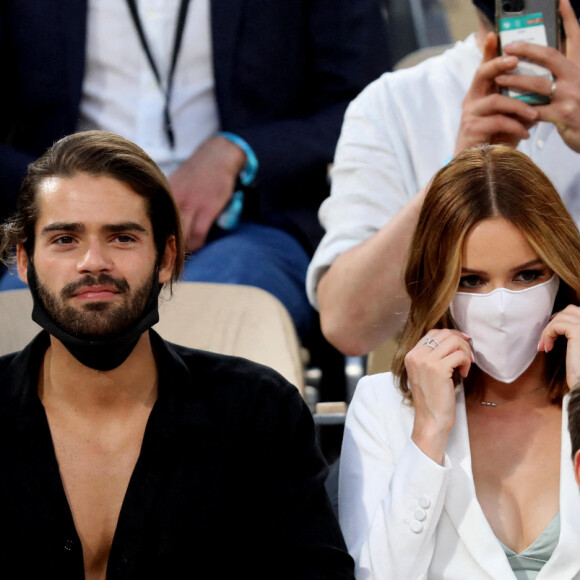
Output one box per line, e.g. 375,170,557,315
46,414,149,579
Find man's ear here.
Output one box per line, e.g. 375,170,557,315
16,244,30,285
158,236,177,285
574,450,580,488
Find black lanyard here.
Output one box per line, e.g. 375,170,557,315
125,0,192,149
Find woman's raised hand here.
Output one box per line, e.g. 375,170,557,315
539,305,580,391
405,329,474,464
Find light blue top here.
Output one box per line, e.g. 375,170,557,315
497,512,560,579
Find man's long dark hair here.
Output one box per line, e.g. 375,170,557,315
0,130,184,287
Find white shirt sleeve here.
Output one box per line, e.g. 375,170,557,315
305,75,414,309
339,376,451,579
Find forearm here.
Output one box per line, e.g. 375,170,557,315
357,442,449,579
317,189,426,356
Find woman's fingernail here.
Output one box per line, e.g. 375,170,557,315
461,332,472,340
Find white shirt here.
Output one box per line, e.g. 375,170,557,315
306,35,580,308
78,0,219,176
340,373,580,579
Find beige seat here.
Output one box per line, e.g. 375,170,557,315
0,283,304,394
155,282,304,393
0,289,39,356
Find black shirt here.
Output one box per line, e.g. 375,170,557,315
0,331,354,579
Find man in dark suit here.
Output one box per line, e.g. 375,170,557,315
0,0,390,340
0,131,354,579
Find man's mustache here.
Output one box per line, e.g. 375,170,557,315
60,274,130,299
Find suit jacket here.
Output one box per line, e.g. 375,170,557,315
0,0,390,252
339,373,580,579
0,330,355,579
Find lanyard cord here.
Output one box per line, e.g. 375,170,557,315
125,0,192,149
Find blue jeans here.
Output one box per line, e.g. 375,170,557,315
0,265,26,291
0,224,313,339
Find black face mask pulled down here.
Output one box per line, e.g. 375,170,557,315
27,263,162,371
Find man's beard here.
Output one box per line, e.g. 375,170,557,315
34,268,157,339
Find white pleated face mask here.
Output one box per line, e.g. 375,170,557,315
449,275,560,383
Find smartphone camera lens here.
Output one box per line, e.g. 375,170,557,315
502,0,525,12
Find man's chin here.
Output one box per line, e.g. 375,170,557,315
81,301,115,313
57,302,134,338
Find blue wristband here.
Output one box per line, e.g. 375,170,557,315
216,132,259,230
218,131,259,186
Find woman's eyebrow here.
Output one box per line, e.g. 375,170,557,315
460,259,545,275
509,258,545,272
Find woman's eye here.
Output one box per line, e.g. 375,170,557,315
514,269,544,283
459,275,483,289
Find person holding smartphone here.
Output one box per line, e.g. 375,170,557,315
308,0,580,357
339,145,580,579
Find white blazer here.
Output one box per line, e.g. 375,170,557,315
339,373,580,579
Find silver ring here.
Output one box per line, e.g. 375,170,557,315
423,337,440,350
549,80,557,99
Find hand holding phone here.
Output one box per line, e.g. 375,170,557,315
496,0,560,104
495,0,580,153
454,31,538,155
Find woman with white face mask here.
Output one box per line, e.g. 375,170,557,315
339,145,580,579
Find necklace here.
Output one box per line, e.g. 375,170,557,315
480,384,546,407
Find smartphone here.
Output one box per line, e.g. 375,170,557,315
495,0,561,104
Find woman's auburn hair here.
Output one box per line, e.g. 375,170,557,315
391,145,580,404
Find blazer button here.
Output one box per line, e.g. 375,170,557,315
418,495,430,509
414,508,427,521
410,520,423,534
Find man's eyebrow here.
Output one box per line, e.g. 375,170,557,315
41,222,84,236
40,222,149,236
103,222,149,234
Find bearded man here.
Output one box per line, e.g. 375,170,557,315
0,131,354,580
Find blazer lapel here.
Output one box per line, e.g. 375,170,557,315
444,390,515,578
211,0,245,123
539,393,580,578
